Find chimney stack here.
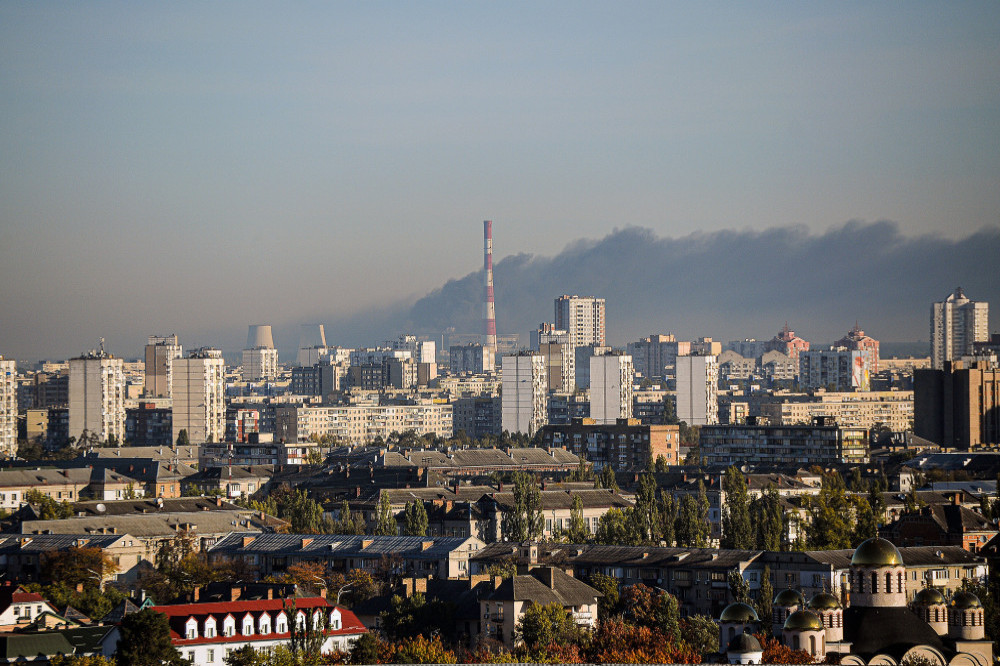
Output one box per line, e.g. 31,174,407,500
483,220,497,354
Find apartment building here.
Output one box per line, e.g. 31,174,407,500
931,288,989,369
500,353,548,436
0,357,16,456
171,349,226,445
539,419,680,470
554,295,606,349
275,403,453,444
700,418,869,466
676,354,718,426
68,350,126,443
756,390,913,432
144,335,182,398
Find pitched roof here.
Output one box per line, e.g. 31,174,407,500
486,568,601,607
210,532,479,560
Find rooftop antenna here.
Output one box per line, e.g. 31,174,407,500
99,338,106,355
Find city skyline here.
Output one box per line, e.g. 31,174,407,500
2,3,999,359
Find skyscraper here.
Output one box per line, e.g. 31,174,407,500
0,356,16,456
554,295,606,350
144,334,182,398
501,352,548,436
590,353,634,424
676,354,719,426
171,348,226,445
931,288,989,369
69,347,126,443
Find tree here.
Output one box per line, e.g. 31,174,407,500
380,592,456,641
754,633,814,664
283,561,328,595
116,609,187,666
696,480,711,545
375,493,397,536
224,645,266,666
24,489,73,520
657,493,676,546
595,507,630,544
385,634,457,664
620,583,681,641
804,472,853,550
402,500,429,537
728,568,751,605
757,565,774,631
515,601,580,648
483,558,517,579
655,454,669,473
566,495,589,543
679,614,719,655
501,471,543,542
750,485,784,550
721,466,753,549
597,464,618,492
332,500,366,535
588,572,621,618
675,495,702,548
349,632,379,665
176,429,190,447
41,546,118,589
629,472,658,543
852,495,879,546
51,657,117,666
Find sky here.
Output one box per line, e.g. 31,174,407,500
1,2,999,360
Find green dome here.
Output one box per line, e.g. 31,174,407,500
851,537,903,567
727,633,763,653
913,588,946,606
773,589,806,607
807,592,842,610
951,590,982,610
784,609,824,632
720,602,760,623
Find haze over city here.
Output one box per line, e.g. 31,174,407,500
2,3,999,360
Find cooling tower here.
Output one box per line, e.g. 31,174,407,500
298,324,327,349
246,324,275,349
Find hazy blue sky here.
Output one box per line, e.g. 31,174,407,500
2,2,998,359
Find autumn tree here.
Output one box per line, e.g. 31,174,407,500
754,633,814,664
284,561,328,595
385,634,457,664
721,466,753,549
679,614,720,655
41,546,118,589
620,583,681,641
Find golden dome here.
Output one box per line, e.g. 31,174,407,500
807,592,842,610
851,537,903,567
720,602,760,623
773,589,806,607
951,590,982,610
913,588,946,606
784,609,824,632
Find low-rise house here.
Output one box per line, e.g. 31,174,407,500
181,465,276,498
99,597,366,664
0,584,59,630
0,469,90,511
208,533,485,580
0,625,114,664
481,567,601,649
879,501,997,552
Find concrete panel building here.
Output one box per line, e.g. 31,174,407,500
627,334,691,379
915,361,1000,450
0,357,16,456
589,353,634,424
243,325,278,382
449,344,495,375
69,350,126,443
501,353,548,436
171,348,226,445
676,354,719,426
931,288,989,369
799,348,874,392
539,419,680,470
144,335,182,398
700,418,869,466
554,295,606,349
539,342,575,393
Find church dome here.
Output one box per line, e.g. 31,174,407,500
951,590,982,610
720,602,759,623
808,592,842,610
774,589,806,607
913,588,946,606
727,632,763,653
784,609,824,631
851,537,903,567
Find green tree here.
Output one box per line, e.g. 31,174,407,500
629,472,658,543
675,495,702,547
566,495,589,543
116,609,187,666
223,646,265,666
483,558,517,579
597,464,618,492
349,632,379,665
852,496,879,546
176,429,190,447
402,500,429,537
728,568,751,604
375,493,396,536
332,500,366,535
721,466,753,549
595,507,630,544
757,566,774,631
655,454,669,473
751,485,784,550
380,592,456,641
588,572,621,618
696,480,711,546
657,493,676,546
514,601,580,648
24,489,73,520
501,471,543,541
804,472,853,550
679,614,720,655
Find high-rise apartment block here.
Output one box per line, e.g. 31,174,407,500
171,348,226,445
449,344,495,375
69,349,126,442
627,334,690,379
539,342,575,393
501,353,548,436
554,295,606,350
931,288,989,369
574,345,612,390
799,348,874,392
243,324,278,381
765,324,810,360
675,354,719,426
0,357,16,456
590,353,634,424
915,360,1000,449
834,324,880,374
144,335,182,398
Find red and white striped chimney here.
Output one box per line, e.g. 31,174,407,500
483,220,497,354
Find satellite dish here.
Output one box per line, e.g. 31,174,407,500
95,504,106,514
157,497,164,507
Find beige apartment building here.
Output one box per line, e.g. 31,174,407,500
275,403,453,443
758,390,914,431
0,357,16,457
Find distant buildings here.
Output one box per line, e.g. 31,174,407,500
589,353,633,424
700,418,869,466
275,403,454,443
915,360,1000,450
296,323,328,367
554,295,606,349
834,324,880,373
501,353,548,436
0,357,16,456
539,420,679,470
799,348,874,392
675,354,718,425
627,334,689,379
766,324,810,363
69,349,126,443
144,334,181,398
449,343,495,375
242,325,279,382
931,287,989,369
171,348,226,445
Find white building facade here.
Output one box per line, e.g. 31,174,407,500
69,352,126,442
172,349,226,445
799,348,874,392
931,288,989,369
589,353,634,424
501,353,548,436
676,354,719,426
554,295,606,349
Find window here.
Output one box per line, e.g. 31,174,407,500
207,650,215,663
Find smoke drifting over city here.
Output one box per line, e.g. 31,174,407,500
323,221,1000,351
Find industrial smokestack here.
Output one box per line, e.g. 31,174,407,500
246,325,275,349
483,220,497,354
